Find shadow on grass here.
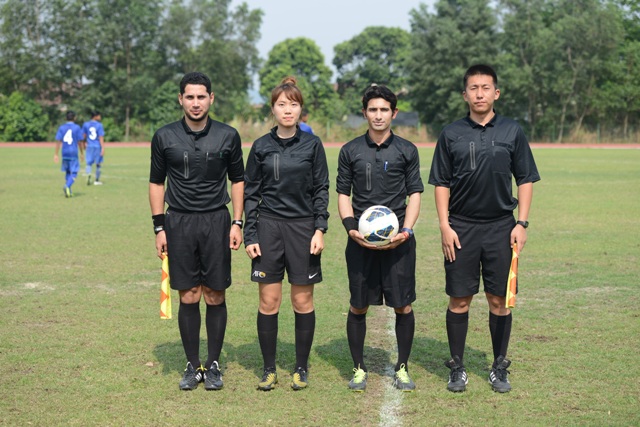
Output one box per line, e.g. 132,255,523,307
411,336,489,382
315,338,393,380
233,339,299,378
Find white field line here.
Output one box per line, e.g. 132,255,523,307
379,306,402,427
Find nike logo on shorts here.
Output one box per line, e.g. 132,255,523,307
308,273,318,279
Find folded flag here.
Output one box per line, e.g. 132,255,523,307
506,243,518,309
160,253,172,319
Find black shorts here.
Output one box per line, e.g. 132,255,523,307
165,208,231,291
250,215,321,285
444,215,514,297
345,235,417,309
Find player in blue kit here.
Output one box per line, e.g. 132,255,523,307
82,110,105,185
54,111,84,198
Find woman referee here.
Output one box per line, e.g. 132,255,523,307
244,76,330,391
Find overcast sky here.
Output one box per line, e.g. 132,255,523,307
231,0,436,81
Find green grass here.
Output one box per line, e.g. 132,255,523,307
0,146,638,426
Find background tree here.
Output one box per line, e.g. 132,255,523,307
333,26,411,114
259,37,341,121
409,0,498,134
0,92,49,141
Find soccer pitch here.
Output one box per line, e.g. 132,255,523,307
0,145,638,426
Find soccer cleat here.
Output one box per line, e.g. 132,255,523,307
489,356,512,393
393,364,415,392
179,362,204,391
348,366,368,392
64,187,72,198
257,367,277,391
204,361,223,391
93,180,103,185
87,174,92,185
291,367,308,390
445,356,468,392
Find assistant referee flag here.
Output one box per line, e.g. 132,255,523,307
160,253,172,319
506,243,518,309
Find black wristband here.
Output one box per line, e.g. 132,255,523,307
342,217,358,233
152,214,165,228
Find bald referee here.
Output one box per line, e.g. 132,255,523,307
149,72,244,391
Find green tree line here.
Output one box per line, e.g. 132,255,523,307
0,0,638,142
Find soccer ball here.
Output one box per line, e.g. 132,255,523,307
358,205,399,246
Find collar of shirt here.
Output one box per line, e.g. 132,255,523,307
364,129,395,147
181,117,212,140
269,126,301,147
464,110,498,129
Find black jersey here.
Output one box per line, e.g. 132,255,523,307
428,113,540,220
244,127,330,246
149,118,244,212
336,131,424,224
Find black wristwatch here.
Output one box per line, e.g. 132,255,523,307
232,220,243,229
154,225,165,234
516,220,529,229
316,227,327,234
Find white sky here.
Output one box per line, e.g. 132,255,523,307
231,0,436,81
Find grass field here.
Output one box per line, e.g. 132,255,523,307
0,145,638,426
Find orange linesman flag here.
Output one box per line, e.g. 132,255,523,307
506,243,519,309
160,253,172,319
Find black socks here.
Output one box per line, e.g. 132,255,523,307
204,301,227,368
346,311,367,371
446,309,469,363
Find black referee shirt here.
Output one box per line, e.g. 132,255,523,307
336,131,424,224
244,127,330,246
428,113,540,220
149,118,244,212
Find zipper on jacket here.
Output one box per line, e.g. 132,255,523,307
183,151,189,179
469,142,476,170
366,162,372,191
274,154,280,181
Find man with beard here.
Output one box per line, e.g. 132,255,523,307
149,72,245,391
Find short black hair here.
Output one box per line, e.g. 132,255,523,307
362,84,397,111
463,64,498,89
180,72,212,94
90,110,101,118
66,111,76,121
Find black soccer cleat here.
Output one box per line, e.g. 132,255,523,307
489,355,512,393
445,356,468,392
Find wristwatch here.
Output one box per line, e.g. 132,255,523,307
154,225,164,234
232,220,244,229
316,227,327,234
516,220,529,229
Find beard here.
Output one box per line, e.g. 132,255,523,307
184,108,209,124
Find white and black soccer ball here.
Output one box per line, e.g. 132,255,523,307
358,205,399,246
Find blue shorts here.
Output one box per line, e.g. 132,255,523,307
61,158,80,174
86,146,103,166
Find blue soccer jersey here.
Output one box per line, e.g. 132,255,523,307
82,120,105,148
56,122,84,159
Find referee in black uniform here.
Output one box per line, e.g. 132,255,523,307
429,64,540,393
337,85,424,392
244,77,329,391
149,72,245,391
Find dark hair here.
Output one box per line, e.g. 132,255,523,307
66,110,76,121
362,84,397,111
90,110,101,118
270,76,304,106
463,64,498,89
180,72,212,94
